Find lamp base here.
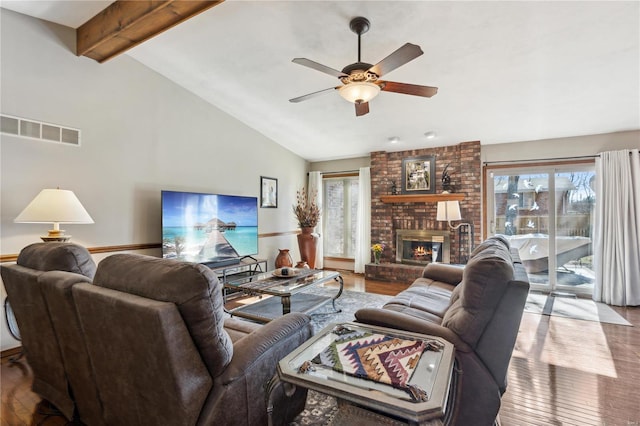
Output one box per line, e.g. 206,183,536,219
41,235,72,242
42,229,71,242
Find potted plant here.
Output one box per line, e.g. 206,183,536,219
293,187,320,268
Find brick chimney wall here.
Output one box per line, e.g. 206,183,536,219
370,141,482,265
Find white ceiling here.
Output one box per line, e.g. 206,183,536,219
2,1,639,161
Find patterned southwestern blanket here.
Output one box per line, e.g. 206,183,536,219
309,326,438,401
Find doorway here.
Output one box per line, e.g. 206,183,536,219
486,163,596,295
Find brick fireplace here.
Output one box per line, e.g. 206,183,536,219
365,141,481,282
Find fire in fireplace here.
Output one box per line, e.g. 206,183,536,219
396,230,451,265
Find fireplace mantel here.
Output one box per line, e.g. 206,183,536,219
379,193,465,204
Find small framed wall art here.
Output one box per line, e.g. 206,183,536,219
260,176,278,208
401,155,436,194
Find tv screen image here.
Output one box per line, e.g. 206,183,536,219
161,190,258,265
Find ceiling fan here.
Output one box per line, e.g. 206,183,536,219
289,17,438,117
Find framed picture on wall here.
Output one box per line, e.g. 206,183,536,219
260,176,278,208
402,156,436,194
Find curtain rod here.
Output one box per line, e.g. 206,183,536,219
306,170,360,176
483,154,599,165
321,170,359,175
484,151,636,165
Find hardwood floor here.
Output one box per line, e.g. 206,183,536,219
2,271,639,425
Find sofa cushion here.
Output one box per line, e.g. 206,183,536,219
17,242,96,278
93,254,233,377
420,263,464,285
441,238,514,348
385,283,453,319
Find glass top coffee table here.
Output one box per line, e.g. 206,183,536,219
271,322,456,425
224,269,343,323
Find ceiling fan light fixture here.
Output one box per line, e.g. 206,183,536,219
338,82,381,104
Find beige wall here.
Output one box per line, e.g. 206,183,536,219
310,156,370,173
0,9,308,350
482,130,639,163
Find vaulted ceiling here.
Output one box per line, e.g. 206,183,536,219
2,1,639,161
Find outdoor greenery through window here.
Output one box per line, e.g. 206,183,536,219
323,176,359,258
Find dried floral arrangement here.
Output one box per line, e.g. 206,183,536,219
293,187,320,228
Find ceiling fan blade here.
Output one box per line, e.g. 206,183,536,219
289,87,339,103
379,81,438,98
355,102,369,117
292,58,348,79
368,43,423,77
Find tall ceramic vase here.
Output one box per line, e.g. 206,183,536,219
275,249,293,268
297,227,318,269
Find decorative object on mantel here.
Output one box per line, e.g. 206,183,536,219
371,243,385,264
441,163,453,193
293,187,321,268
275,249,293,268
14,188,94,242
436,200,475,263
401,155,436,194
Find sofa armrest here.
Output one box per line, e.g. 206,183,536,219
354,308,471,352
421,263,464,285
220,312,313,383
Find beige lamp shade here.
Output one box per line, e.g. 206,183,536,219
436,201,462,222
15,188,94,241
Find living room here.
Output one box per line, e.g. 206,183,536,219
1,2,639,425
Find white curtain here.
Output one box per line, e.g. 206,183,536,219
308,171,324,269
593,149,640,306
354,167,371,273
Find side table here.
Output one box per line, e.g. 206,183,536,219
269,322,457,425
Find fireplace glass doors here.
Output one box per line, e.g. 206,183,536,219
396,230,451,265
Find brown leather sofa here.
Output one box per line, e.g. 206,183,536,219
2,245,313,425
355,235,530,426
1,243,97,422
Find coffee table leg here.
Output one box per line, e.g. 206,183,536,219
281,295,291,315
266,373,297,426
332,275,344,312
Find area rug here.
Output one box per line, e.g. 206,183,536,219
524,292,632,326
302,287,392,332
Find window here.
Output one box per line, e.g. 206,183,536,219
487,163,596,295
323,176,359,258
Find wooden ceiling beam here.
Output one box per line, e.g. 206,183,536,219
77,0,224,63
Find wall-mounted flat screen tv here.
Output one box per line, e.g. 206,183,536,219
161,190,258,266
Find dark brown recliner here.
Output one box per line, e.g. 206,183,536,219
355,236,530,426
0,242,97,421
71,253,313,426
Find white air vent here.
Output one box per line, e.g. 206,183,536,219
0,114,81,146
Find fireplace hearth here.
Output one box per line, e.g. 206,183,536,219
396,230,450,265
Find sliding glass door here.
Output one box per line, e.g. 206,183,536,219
486,164,596,295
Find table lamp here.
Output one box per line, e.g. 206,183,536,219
14,188,94,242
436,200,474,262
